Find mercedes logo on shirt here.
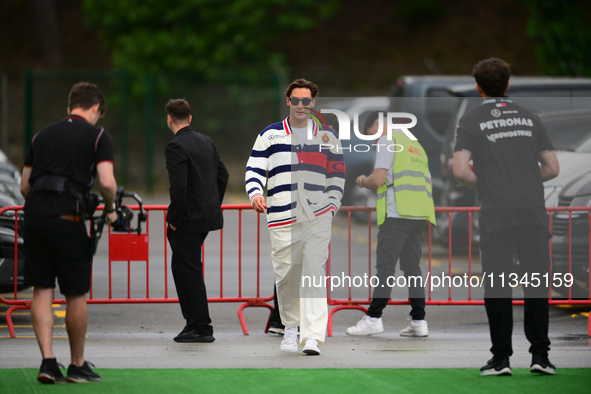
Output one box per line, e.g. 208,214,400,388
491,109,502,118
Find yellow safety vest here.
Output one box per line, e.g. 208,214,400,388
376,133,436,226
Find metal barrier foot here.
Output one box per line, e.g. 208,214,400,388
5,304,31,338
327,304,368,337
236,299,274,335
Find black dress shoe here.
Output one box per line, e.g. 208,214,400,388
174,330,215,343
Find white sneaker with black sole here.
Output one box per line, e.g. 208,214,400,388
302,338,320,355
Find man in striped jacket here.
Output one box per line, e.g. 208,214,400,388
245,78,345,355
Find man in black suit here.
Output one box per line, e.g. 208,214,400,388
165,98,229,342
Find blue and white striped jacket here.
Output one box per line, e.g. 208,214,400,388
245,116,346,228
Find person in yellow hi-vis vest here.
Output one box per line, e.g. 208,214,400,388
346,111,436,338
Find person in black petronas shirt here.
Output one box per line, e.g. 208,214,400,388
165,98,229,343
453,58,560,376
21,82,118,384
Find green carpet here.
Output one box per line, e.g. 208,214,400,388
1,368,589,393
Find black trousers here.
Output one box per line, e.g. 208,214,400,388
480,226,551,357
167,228,213,336
368,218,426,320
270,283,281,323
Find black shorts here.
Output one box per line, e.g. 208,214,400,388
23,214,92,295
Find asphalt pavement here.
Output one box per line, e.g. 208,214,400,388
1,300,590,370
1,194,590,370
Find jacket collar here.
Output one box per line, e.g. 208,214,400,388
282,116,320,136
175,125,193,135
482,97,512,106
65,115,88,123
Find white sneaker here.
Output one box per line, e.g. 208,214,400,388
400,319,428,337
345,315,384,336
280,327,298,353
302,337,321,355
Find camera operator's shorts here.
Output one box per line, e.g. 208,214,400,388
24,214,92,296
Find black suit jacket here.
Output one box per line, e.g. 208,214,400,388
165,126,229,232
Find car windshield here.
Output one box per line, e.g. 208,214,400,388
542,113,591,151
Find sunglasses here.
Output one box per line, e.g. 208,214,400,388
289,97,313,106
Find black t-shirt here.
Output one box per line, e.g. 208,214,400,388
24,115,115,215
454,98,554,234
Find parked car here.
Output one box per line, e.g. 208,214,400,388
0,203,25,293
0,161,21,184
436,78,591,251
0,150,26,293
549,138,591,298
388,75,475,205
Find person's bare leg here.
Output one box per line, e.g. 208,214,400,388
65,294,87,367
31,287,56,359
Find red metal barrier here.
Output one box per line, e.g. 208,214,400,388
1,205,590,339
0,204,274,338
326,206,591,337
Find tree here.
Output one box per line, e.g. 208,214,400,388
83,0,339,92
31,0,63,67
523,0,591,76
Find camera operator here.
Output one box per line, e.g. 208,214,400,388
20,82,118,384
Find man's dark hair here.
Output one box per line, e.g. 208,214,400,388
472,58,511,97
285,78,318,98
166,98,191,123
322,113,339,133
363,111,383,134
68,82,106,116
